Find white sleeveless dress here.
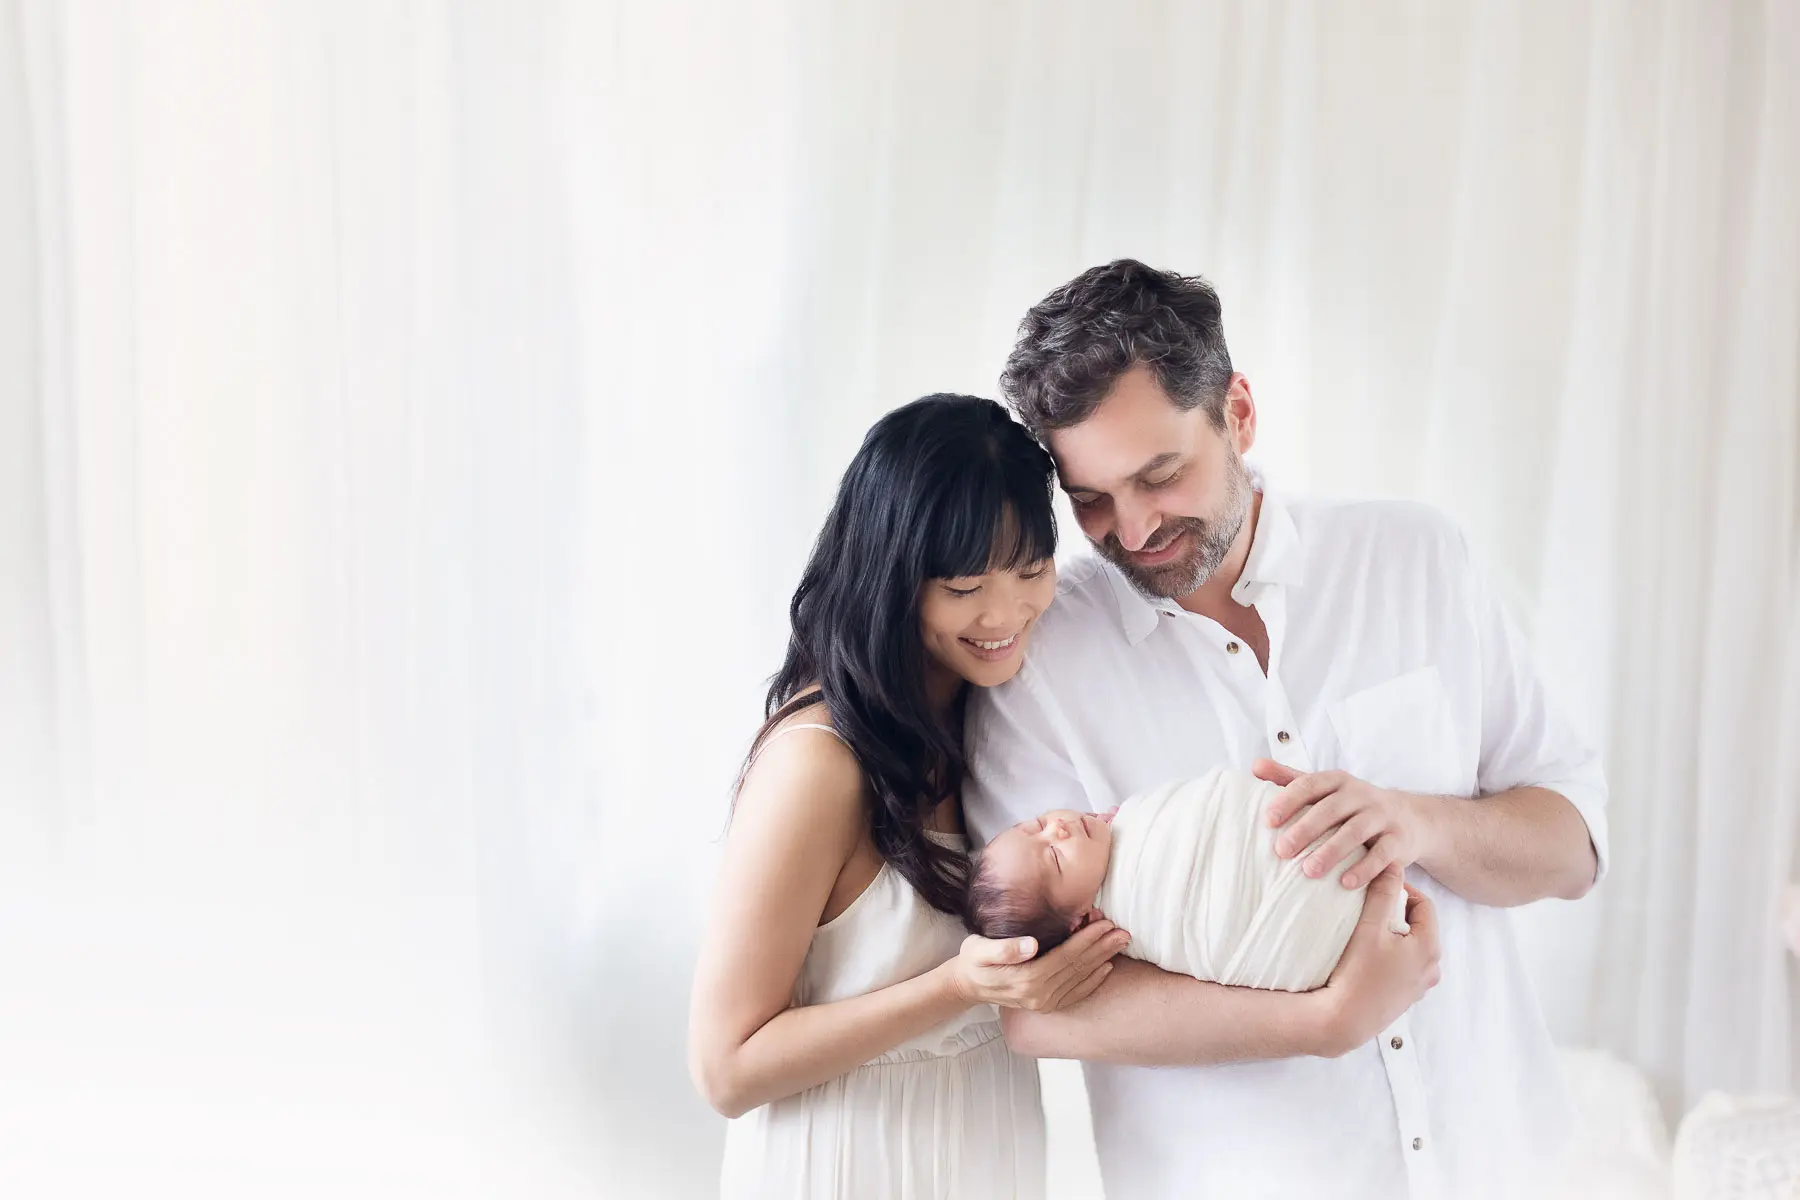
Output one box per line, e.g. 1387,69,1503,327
719,725,1046,1200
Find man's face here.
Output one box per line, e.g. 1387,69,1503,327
1046,364,1255,599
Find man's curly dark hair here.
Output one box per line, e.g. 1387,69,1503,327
1000,258,1234,438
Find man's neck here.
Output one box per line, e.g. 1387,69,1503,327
1174,489,1263,622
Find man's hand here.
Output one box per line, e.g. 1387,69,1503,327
1255,759,1440,890
1313,866,1441,1056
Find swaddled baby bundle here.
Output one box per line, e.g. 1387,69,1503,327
1095,766,1402,991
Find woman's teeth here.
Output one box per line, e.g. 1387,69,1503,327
966,634,1017,650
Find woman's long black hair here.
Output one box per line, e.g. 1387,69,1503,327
746,394,1058,916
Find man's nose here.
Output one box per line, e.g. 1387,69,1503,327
1114,499,1158,552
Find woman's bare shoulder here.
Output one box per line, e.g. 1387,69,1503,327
737,702,865,844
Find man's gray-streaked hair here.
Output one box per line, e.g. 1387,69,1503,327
1000,259,1234,437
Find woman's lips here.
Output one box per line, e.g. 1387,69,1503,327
959,630,1021,662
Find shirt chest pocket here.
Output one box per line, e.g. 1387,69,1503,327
1325,665,1470,796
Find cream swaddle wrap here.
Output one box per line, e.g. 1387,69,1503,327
1094,767,1405,991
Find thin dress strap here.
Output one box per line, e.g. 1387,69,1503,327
750,722,848,765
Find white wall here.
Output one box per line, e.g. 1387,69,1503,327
3,2,1795,1197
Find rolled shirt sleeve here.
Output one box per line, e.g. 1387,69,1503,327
1462,531,1611,884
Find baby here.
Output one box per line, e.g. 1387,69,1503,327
965,767,1408,992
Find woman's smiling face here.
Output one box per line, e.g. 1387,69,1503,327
918,557,1056,689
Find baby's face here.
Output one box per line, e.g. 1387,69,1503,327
983,809,1115,927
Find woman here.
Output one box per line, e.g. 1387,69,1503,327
689,395,1129,1199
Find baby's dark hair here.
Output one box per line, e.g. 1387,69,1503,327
961,853,1078,953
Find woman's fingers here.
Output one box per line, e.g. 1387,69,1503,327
1055,924,1128,983
960,932,1038,967
1050,961,1114,1011
998,922,1125,1008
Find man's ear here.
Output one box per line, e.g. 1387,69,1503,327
1224,373,1257,454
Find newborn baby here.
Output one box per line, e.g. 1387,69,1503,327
965,767,1408,991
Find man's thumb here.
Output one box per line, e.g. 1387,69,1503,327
1252,757,1300,785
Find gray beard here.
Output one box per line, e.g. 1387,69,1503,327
1098,452,1253,600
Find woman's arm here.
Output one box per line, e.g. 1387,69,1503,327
688,730,1125,1118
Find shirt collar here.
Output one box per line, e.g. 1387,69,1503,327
1099,464,1305,647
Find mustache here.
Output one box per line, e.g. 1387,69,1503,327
1102,516,1207,558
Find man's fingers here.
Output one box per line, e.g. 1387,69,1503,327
1275,792,1352,858
1265,770,1345,829
1404,886,1440,956
1341,834,1401,890
1252,757,1302,787
1262,776,1316,828
1302,813,1378,879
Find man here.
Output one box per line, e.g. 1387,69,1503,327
964,260,1607,1198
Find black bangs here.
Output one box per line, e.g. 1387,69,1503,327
909,393,1058,582
922,464,1058,582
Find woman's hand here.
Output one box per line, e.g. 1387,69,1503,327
946,920,1130,1012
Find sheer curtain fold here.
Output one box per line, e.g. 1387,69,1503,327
4,2,1796,1196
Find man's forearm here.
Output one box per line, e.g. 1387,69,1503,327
1414,786,1597,906
999,958,1336,1066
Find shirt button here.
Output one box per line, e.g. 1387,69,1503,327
1412,1137,1424,1151
1225,641,1240,654
1390,1036,1404,1050
1276,730,1291,743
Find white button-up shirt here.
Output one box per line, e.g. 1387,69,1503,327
964,486,1608,1200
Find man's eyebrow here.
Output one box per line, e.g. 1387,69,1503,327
1061,452,1183,494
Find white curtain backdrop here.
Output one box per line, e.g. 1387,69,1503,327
3,2,1795,1197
